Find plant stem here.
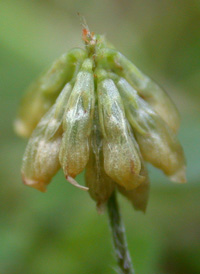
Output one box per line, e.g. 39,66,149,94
107,192,135,274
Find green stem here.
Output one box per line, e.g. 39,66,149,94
107,192,135,274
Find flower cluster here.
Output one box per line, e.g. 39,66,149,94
15,28,186,212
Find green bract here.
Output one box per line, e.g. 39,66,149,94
16,28,186,212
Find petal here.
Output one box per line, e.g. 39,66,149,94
21,82,72,191
97,70,144,190
97,48,180,133
117,78,186,183
15,48,87,137
59,58,95,187
85,107,115,212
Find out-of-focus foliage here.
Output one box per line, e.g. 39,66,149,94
0,1,200,273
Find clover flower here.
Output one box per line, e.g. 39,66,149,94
15,27,186,212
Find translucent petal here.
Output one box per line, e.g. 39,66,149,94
117,78,186,183
59,58,95,186
21,83,72,192
97,48,180,133
97,71,144,190
15,48,87,137
85,107,115,211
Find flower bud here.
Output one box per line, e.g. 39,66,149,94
97,70,144,190
97,48,180,133
85,108,115,211
59,58,95,189
15,48,87,137
117,78,186,183
21,82,73,192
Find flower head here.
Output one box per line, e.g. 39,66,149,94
15,26,186,212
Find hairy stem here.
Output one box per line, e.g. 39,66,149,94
107,192,135,274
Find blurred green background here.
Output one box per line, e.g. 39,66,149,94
1,1,200,273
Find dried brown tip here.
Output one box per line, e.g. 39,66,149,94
66,176,89,191
22,175,47,192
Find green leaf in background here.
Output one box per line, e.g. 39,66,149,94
0,1,200,273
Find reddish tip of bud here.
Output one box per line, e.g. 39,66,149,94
169,166,187,183
22,174,47,192
82,28,90,43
